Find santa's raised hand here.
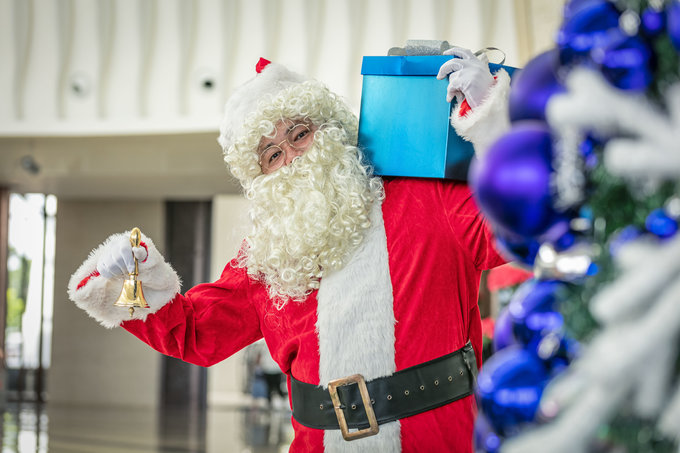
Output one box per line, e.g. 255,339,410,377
437,46,495,106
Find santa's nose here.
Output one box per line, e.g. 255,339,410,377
283,144,306,166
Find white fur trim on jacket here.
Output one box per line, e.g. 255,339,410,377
67,231,181,329
316,201,401,453
449,68,511,159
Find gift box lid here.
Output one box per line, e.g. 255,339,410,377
361,55,516,77
361,55,453,75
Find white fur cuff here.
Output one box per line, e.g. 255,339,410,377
450,69,511,159
67,232,181,328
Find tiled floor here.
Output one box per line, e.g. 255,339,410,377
0,401,294,453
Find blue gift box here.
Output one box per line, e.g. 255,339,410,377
358,55,516,180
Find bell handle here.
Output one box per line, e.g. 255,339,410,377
129,227,142,277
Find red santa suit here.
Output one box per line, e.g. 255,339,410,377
68,60,512,453
72,177,503,452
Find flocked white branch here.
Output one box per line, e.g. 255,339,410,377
503,235,680,453
500,69,680,453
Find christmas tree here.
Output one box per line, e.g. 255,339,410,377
471,1,680,452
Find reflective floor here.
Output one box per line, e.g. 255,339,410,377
0,400,294,453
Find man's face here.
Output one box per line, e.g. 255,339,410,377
243,120,379,303
257,119,317,174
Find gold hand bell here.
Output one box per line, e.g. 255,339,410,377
114,227,149,317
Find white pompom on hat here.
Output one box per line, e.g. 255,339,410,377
218,58,308,152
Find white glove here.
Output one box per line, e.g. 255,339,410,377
69,231,180,328
96,234,148,279
436,46,495,107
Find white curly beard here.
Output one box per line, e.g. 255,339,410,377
239,125,382,307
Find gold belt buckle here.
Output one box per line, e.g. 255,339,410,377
327,374,379,441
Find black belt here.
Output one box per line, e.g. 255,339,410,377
290,342,478,441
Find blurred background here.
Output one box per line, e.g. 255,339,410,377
0,0,564,451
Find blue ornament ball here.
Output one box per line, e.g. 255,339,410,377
493,306,517,353
641,7,666,37
580,135,600,169
591,34,654,91
668,1,680,51
507,279,565,348
609,225,642,256
645,208,679,239
474,413,503,453
494,227,541,267
562,0,609,20
470,122,567,238
476,345,549,436
556,0,621,66
509,48,566,123
541,336,581,376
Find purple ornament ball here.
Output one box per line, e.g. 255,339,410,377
470,122,565,239
509,48,566,123
668,1,680,52
646,208,679,238
609,225,642,256
493,227,541,267
641,7,666,37
507,279,565,348
556,0,621,65
592,34,653,91
474,413,503,453
476,345,548,436
562,0,609,20
493,306,517,353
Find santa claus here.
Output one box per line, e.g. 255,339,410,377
68,47,511,452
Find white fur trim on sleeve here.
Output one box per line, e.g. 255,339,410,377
449,69,511,159
67,232,181,328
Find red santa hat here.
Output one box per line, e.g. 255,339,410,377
218,58,308,153
218,58,358,186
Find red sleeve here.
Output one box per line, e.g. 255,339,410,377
437,182,506,271
122,259,263,367
487,263,533,291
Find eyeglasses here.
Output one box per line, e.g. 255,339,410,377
258,120,315,174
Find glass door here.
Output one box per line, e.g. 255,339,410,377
5,193,56,402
